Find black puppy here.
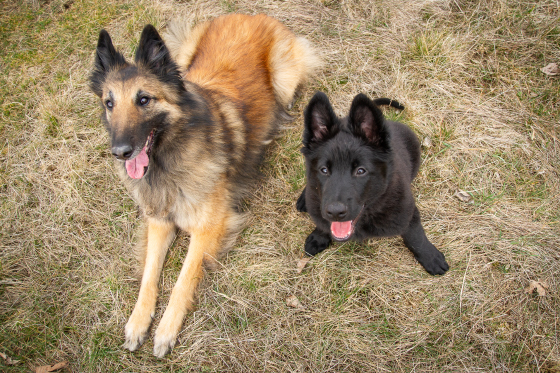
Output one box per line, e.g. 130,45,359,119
297,92,448,275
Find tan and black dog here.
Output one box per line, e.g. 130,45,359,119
90,14,319,357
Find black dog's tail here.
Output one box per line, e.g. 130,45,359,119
372,97,405,110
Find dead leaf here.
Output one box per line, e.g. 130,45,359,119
422,136,432,148
454,190,473,203
541,63,559,76
0,352,20,365
296,256,311,273
35,361,69,373
525,280,548,296
286,295,304,309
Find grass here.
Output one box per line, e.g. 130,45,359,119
1,0,559,371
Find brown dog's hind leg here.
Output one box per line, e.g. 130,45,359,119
124,218,176,352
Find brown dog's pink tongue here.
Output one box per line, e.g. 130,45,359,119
331,221,352,239
125,147,149,179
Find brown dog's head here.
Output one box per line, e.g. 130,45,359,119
89,25,184,179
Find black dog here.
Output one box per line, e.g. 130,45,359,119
297,92,449,275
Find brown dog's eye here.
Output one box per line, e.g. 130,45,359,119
106,100,113,109
139,97,150,106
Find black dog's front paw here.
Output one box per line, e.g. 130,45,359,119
296,187,307,212
402,208,449,276
415,247,449,276
304,228,331,256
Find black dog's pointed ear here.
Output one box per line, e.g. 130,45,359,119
348,93,389,148
303,92,338,146
135,24,174,77
90,29,127,96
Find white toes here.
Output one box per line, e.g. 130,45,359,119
152,309,183,358
123,310,153,352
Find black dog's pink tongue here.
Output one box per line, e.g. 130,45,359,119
331,221,352,239
125,147,149,179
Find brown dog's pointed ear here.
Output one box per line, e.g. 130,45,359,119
90,29,127,96
135,25,171,74
348,93,389,149
303,92,338,146
134,24,183,90
95,30,126,71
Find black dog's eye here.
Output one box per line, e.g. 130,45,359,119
105,100,113,109
139,97,150,106
320,167,329,175
355,167,367,176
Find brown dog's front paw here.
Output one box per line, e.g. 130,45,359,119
123,308,153,352
152,307,184,358
153,334,177,358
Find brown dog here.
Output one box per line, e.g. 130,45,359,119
90,14,319,357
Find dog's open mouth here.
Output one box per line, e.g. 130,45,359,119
125,129,155,179
330,206,364,241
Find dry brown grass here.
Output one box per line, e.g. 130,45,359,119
1,0,559,371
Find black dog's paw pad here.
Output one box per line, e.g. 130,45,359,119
296,191,307,212
416,251,449,276
304,238,324,256
304,232,330,256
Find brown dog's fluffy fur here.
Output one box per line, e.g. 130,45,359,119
90,14,319,357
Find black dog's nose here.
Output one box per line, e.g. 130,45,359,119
325,202,348,220
111,144,134,160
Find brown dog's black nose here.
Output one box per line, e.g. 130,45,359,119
112,144,134,160
325,202,348,220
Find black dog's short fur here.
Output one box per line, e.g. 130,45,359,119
297,92,449,275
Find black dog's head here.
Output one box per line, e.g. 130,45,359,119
89,25,185,179
301,92,393,241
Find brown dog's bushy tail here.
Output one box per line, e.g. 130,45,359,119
268,30,322,107
165,15,321,108
164,20,210,73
